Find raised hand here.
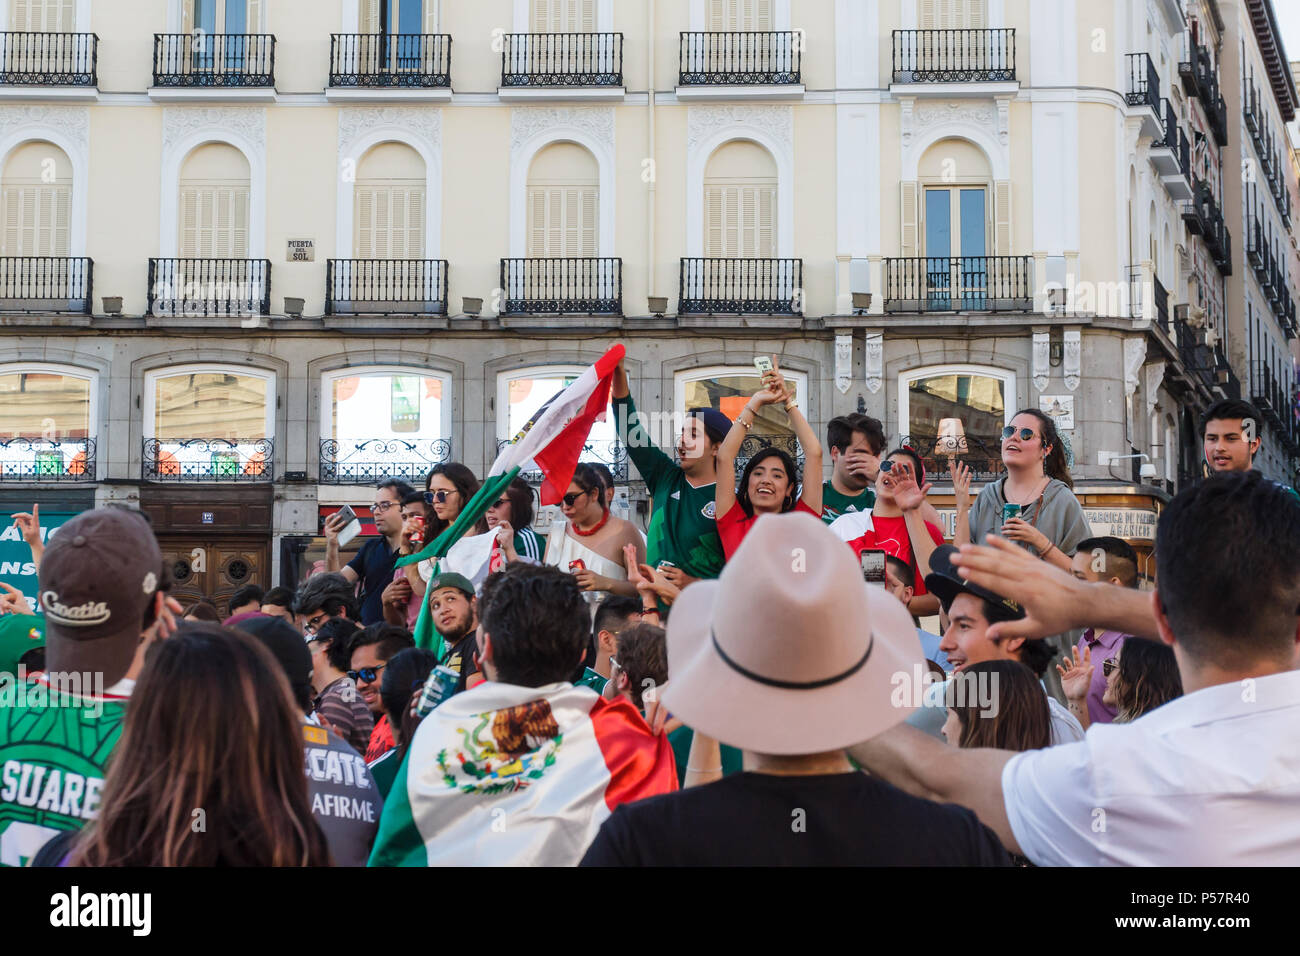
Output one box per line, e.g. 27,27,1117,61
889,460,926,512
952,460,973,503
1056,643,1094,702
11,504,40,548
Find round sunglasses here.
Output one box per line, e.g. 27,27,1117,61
1001,426,1039,442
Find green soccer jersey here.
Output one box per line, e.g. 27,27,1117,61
615,395,725,580
574,667,608,694
821,480,876,525
0,680,127,867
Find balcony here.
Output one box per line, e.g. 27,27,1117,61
499,33,622,100
1179,37,1226,145
0,257,92,314
142,438,273,482
1152,273,1170,327
147,258,271,318
320,437,451,485
1172,311,1218,394
151,33,275,100
898,432,1005,483
891,29,1015,86
1152,100,1192,199
679,257,803,315
0,32,97,97
1182,179,1230,275
883,256,1034,313
327,33,451,101
0,438,95,482
1124,53,1161,136
326,259,448,316
500,257,621,315
678,32,803,98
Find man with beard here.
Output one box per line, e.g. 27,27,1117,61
426,572,480,694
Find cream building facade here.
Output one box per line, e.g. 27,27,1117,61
0,0,1295,602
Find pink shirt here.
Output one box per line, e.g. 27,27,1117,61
1077,628,1126,725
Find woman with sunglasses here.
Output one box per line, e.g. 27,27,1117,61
412,463,495,595
959,409,1089,573
484,476,547,565
1058,637,1183,731
544,463,646,598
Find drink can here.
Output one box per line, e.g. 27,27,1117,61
1002,503,1022,522
415,665,461,717
569,559,586,573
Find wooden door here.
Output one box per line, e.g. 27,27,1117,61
159,537,269,610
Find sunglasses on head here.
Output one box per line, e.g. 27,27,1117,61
347,663,387,684
424,489,456,505
1002,426,1038,442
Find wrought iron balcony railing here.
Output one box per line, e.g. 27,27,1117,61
678,257,803,314
1180,37,1227,145
148,258,270,317
500,257,621,314
498,438,628,485
1125,52,1159,113
0,32,96,85
0,257,92,314
143,438,273,482
897,433,1006,483
1155,99,1190,174
892,29,1015,83
680,31,801,85
883,256,1034,313
1182,179,1230,273
326,259,448,315
153,33,275,87
328,33,451,87
320,437,451,485
1152,273,1169,327
500,32,622,87
0,438,95,482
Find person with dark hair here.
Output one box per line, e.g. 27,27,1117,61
60,625,332,867
580,594,643,692
182,599,223,623
306,617,372,754
1060,635,1183,731
260,586,296,623
1064,535,1140,725
384,491,433,629
323,478,415,625
233,615,385,866
611,355,727,592
851,471,1300,865
368,647,440,800
417,462,496,592
822,412,884,523
226,584,264,619
883,553,947,669
608,622,668,712
1201,398,1300,497
714,359,823,559
923,545,1083,745
369,563,677,866
544,462,645,598
423,572,480,694
294,571,359,636
485,476,546,563
350,623,415,762
588,462,616,509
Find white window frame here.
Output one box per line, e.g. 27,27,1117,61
320,365,452,442
0,0,91,31
511,133,613,258
512,0,613,31
898,0,1003,30
0,135,87,257
143,363,275,440
688,0,790,31
162,135,265,259
674,364,809,418
687,134,792,258
165,0,266,32
897,363,1017,445
496,364,615,442
337,133,441,261
0,361,97,442
340,0,441,33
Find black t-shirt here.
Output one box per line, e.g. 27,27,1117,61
440,631,480,694
346,536,398,625
580,771,1011,866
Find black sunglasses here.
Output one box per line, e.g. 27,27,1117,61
562,490,592,507
424,489,456,505
348,663,387,683
1101,657,1118,677
879,459,913,473
1002,426,1038,442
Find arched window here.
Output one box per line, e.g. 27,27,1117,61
1,141,72,257
675,365,808,473
320,366,451,483
143,365,274,480
526,142,598,256
898,364,1015,479
497,365,621,483
917,138,991,260
354,142,426,258
0,363,95,479
703,140,776,258
178,143,251,259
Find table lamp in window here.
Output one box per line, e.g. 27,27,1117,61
933,418,968,477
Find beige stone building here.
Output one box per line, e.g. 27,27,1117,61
0,0,1294,602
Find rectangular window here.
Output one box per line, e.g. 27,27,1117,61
154,372,267,440
1,184,71,256
0,371,90,439
704,184,776,257
527,185,597,256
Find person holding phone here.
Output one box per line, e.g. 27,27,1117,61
324,478,414,626
713,357,823,560
543,464,645,599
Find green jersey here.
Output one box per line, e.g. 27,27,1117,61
615,395,725,580
821,480,875,525
512,527,547,562
574,667,608,694
0,678,127,867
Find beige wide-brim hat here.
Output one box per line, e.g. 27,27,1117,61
662,511,923,755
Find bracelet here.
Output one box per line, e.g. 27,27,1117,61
785,400,798,411
1040,542,1056,559
687,766,723,773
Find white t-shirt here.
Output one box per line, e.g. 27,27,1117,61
1002,669,1300,866
827,510,873,543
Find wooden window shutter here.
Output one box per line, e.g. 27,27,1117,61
967,0,987,30
530,0,552,33
578,0,595,32
723,185,740,256
2,188,20,255
424,0,439,33
179,187,198,257
374,186,391,258
707,0,727,32
214,188,233,256
919,0,938,30
527,187,547,256
232,187,249,257
758,184,776,257
900,181,919,257
52,185,70,256
361,0,381,33
546,188,563,254
705,184,724,255
355,187,375,257
247,0,264,32
407,187,426,257
580,185,597,255
563,187,580,253
182,0,194,35
994,180,1012,255
35,188,53,253
752,0,773,31
12,0,29,32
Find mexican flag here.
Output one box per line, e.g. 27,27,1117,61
367,681,678,866
397,344,626,655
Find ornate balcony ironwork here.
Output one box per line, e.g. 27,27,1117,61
500,257,621,314
328,33,451,87
142,438,273,482
319,437,451,485
898,433,1006,483
1180,36,1226,145
0,257,92,314
148,258,271,317
891,29,1015,83
497,438,628,485
153,33,275,87
0,438,95,482
326,259,448,315
0,32,96,85
1124,52,1159,112
680,31,800,85
883,256,1034,313
679,257,803,314
501,32,622,87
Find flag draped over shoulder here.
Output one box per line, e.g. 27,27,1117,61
396,344,626,655
367,681,678,867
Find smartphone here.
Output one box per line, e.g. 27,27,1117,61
568,559,586,573
1001,503,1022,523
859,549,886,584
331,505,363,547
414,665,461,717
657,559,676,571
753,356,774,375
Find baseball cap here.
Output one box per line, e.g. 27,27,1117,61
924,544,1025,624
686,407,732,445
38,508,163,685
0,613,45,674
426,571,475,599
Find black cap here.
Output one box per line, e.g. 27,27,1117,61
924,545,1025,624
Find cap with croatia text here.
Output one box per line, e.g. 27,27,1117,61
38,508,163,685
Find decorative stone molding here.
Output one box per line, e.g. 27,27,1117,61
339,106,441,157
912,101,997,133
864,332,884,394
163,106,265,154
835,332,852,394
1063,329,1082,391
1143,361,1165,419
0,105,89,153
899,96,915,149
686,104,793,155
1032,329,1050,392
512,106,614,154
1123,337,1147,401
995,95,1010,146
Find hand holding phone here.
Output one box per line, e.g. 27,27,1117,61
334,505,362,547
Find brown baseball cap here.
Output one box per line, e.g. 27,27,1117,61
39,508,164,685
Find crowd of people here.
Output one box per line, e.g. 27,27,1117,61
0,353,1296,867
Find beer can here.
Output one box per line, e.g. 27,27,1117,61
415,665,461,717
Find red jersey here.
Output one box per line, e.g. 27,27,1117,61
365,713,395,763
844,515,945,595
717,499,820,560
